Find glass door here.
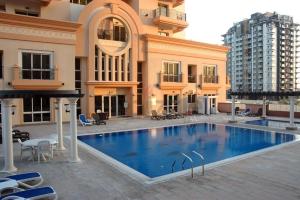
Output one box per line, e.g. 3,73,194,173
118,95,125,116
111,96,117,117
95,96,102,113
104,96,109,114
164,95,179,113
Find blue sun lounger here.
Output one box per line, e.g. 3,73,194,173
1,172,43,189
79,114,93,126
0,186,57,200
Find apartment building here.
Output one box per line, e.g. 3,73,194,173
0,0,229,125
224,12,300,93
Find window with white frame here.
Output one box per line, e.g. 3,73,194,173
20,50,53,80
23,97,50,123
162,61,181,82
163,94,178,113
188,94,196,103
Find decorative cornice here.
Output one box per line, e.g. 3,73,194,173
144,34,229,53
0,12,81,32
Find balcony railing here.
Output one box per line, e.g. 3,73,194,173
69,0,93,5
188,75,196,83
201,75,219,83
21,69,56,80
158,0,184,7
199,75,219,89
154,8,186,21
11,65,63,90
161,73,182,82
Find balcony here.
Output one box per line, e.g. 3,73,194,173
199,75,221,90
153,8,188,32
159,0,184,7
11,65,64,90
40,0,52,6
159,72,187,90
188,75,196,83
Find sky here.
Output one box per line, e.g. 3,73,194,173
185,0,300,44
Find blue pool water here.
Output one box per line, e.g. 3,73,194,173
245,119,300,128
78,123,297,178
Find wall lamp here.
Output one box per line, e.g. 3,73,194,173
11,105,16,115
64,104,70,113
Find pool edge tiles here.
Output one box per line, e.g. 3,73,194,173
77,123,300,184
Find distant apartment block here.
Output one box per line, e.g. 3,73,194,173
223,12,300,93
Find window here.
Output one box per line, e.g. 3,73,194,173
158,31,169,37
113,26,126,42
70,0,93,5
20,51,53,80
98,17,127,42
137,62,143,115
101,52,106,81
163,95,178,113
0,102,1,124
95,46,99,81
127,49,131,81
188,65,196,83
75,58,81,115
0,5,5,11
203,65,218,83
188,94,196,103
158,4,168,17
163,62,180,82
23,97,50,123
115,57,118,81
108,56,112,81
15,9,39,17
0,51,2,79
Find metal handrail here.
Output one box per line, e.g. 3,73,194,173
192,151,205,176
171,160,176,173
181,153,194,178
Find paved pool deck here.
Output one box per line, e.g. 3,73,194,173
1,114,300,200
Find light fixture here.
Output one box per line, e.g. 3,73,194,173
11,105,16,115
64,104,70,113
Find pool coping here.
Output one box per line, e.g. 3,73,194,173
76,122,300,185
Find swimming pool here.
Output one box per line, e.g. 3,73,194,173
244,119,300,129
78,123,297,180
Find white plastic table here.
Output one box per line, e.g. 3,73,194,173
22,139,57,147
22,139,58,161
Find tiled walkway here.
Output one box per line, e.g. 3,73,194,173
1,114,300,200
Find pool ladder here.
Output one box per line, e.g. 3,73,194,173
171,151,205,178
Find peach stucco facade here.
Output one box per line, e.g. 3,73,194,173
0,0,229,125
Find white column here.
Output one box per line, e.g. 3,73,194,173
287,96,297,130
99,50,102,81
262,96,267,119
108,96,112,118
105,54,109,81
112,56,115,81
68,98,80,162
118,56,122,81
1,99,17,172
56,98,65,151
229,95,237,123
